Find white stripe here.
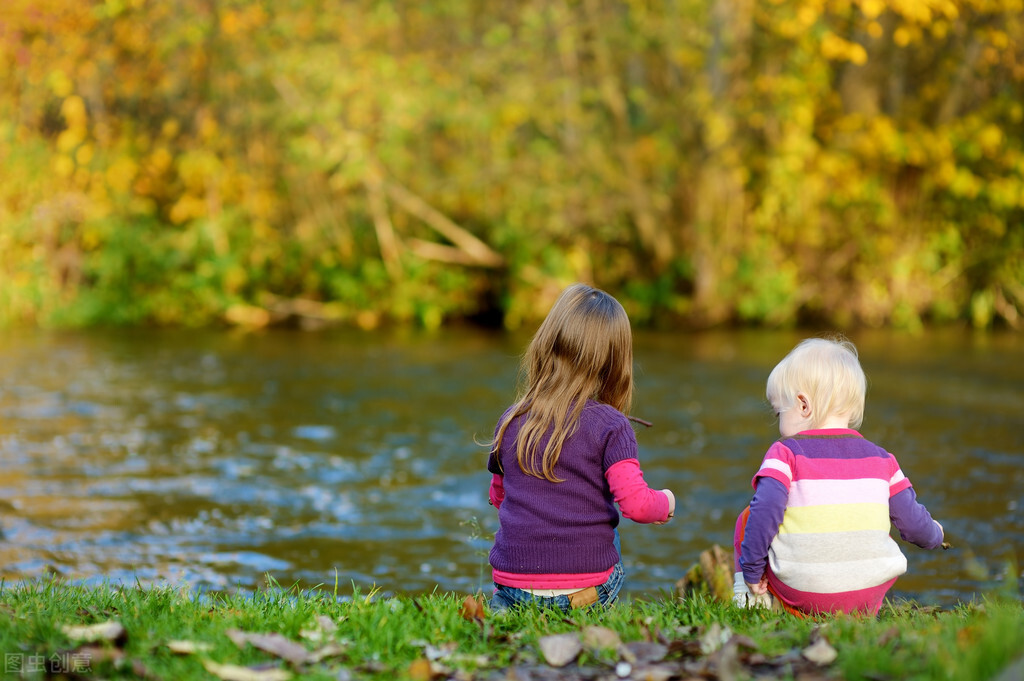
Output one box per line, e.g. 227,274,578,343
759,458,793,482
889,469,906,486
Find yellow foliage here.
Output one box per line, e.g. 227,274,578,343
857,0,885,20
48,70,74,98
220,10,241,36
60,96,88,129
57,129,83,154
978,125,1004,158
820,32,868,64
169,194,207,224
106,157,138,195
161,120,181,139
950,168,981,198
75,144,95,168
148,147,174,174
53,157,75,178
796,4,818,27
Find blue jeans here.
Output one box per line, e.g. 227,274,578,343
490,560,624,613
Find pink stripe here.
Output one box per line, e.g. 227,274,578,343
492,567,612,589
890,477,912,496
754,468,792,491
768,571,896,615
788,478,890,507
787,456,895,481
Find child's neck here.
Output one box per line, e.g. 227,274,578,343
813,414,854,430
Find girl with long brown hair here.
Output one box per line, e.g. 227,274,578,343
486,283,675,611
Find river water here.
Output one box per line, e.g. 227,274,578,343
0,326,1021,606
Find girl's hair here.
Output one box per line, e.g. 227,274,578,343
491,283,634,482
766,336,867,429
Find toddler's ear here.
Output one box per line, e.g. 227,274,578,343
796,393,812,417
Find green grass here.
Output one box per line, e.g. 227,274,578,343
0,578,1020,680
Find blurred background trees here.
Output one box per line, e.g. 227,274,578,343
1,0,1021,330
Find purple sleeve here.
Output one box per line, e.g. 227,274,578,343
739,477,788,584
890,487,943,549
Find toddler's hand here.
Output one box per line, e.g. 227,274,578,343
746,575,769,596
653,489,675,524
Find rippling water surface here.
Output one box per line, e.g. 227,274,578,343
0,326,1021,605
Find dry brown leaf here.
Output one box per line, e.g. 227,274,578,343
802,638,838,665
50,644,126,671
460,594,486,622
225,629,310,666
166,640,214,655
422,641,457,661
699,623,730,655
202,660,291,681
307,642,348,664
60,621,127,645
539,633,582,667
623,641,669,665
581,625,621,652
300,615,339,642
408,658,433,681
631,663,675,681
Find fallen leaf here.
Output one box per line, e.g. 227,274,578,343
802,638,838,665
307,642,348,663
730,634,759,651
408,658,433,681
581,626,621,652
300,615,338,642
202,660,292,681
460,594,486,622
622,641,668,664
226,629,310,666
422,642,457,661
167,640,214,655
47,644,125,672
60,621,127,645
699,623,731,655
539,633,583,667
629,664,675,681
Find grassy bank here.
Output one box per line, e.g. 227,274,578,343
0,580,1021,681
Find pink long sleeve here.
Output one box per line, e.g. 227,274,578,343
606,458,670,523
489,473,505,508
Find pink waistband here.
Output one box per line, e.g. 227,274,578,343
492,567,613,589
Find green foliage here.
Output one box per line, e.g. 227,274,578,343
0,0,1022,329
0,580,1021,680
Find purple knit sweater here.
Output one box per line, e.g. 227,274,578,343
487,400,636,574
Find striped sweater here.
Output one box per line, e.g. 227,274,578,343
739,429,943,614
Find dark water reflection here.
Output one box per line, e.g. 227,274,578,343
0,327,1021,605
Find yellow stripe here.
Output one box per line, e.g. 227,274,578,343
778,503,890,535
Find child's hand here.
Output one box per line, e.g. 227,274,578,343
746,575,769,596
936,521,953,549
653,489,675,524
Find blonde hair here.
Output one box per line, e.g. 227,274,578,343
491,283,634,482
766,336,866,429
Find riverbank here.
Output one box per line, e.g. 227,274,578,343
0,580,1021,681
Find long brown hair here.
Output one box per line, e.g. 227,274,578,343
491,283,634,482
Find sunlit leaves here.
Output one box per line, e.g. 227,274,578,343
0,0,1022,328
